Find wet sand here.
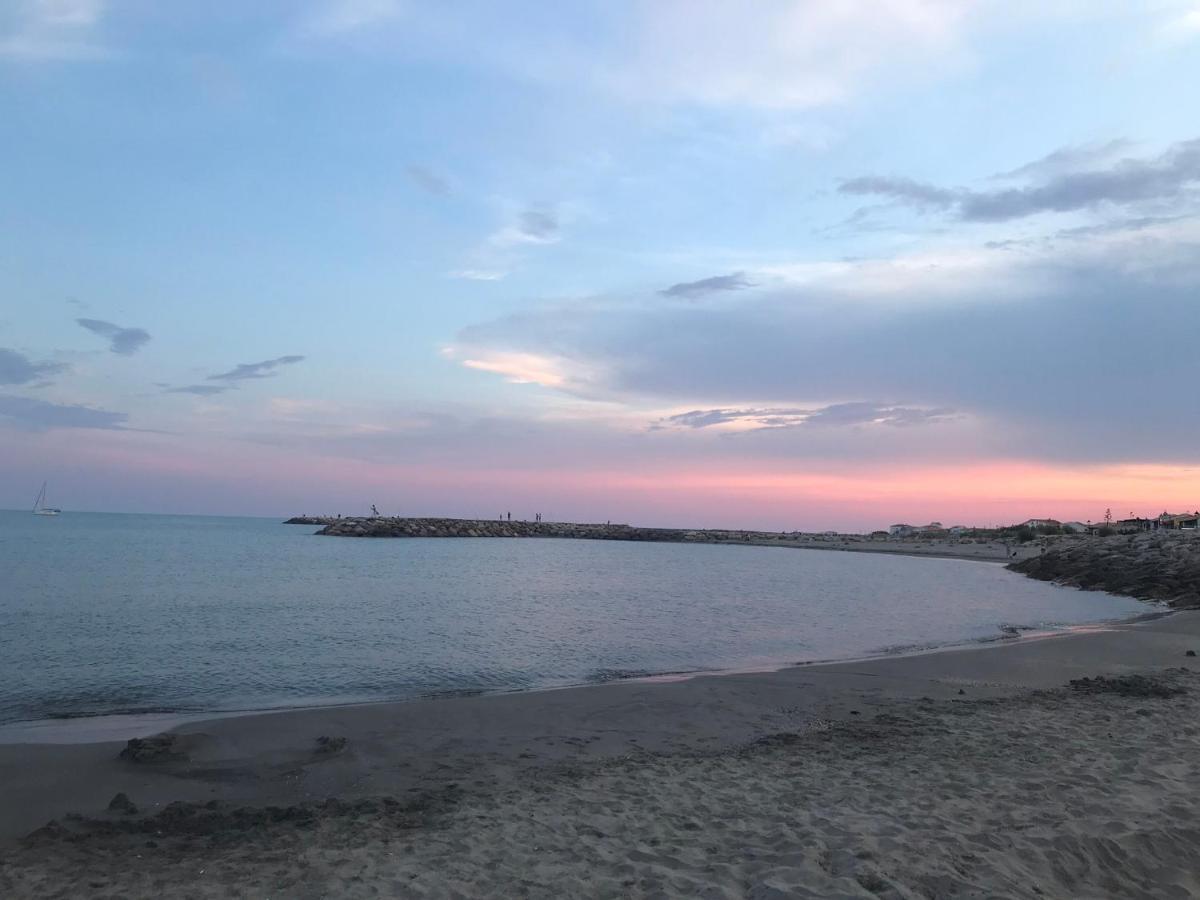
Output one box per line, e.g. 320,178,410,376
2,611,1199,897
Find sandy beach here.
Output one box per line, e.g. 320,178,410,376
2,609,1199,898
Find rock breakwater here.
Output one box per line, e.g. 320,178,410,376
1010,532,1200,607
313,516,795,544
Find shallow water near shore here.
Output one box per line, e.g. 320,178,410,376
0,510,1147,729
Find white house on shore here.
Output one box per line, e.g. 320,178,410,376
889,522,945,537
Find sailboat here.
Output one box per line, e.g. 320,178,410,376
33,482,61,516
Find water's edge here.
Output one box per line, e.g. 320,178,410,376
0,604,1169,746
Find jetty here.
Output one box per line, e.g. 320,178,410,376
284,515,1044,560
303,516,800,544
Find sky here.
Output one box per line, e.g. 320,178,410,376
2,0,1200,530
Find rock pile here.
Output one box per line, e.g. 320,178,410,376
1009,532,1200,607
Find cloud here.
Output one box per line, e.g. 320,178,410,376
0,0,109,61
450,269,507,281
599,0,981,110
288,1,992,112
208,355,305,382
488,207,561,248
0,348,67,385
657,403,956,431
164,355,305,396
838,176,956,210
0,393,127,430
76,318,151,355
991,139,1135,182
166,384,231,396
1161,4,1200,41
452,349,574,388
454,205,562,280
842,137,1200,222
406,163,450,196
660,272,755,299
300,0,405,36
802,402,958,428
450,215,1200,464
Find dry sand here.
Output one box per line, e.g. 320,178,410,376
2,612,1199,898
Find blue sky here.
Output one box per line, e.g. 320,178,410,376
3,1,1200,528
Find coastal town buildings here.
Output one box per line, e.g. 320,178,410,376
1158,512,1200,530
888,522,946,537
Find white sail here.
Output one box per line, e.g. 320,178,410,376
33,481,61,516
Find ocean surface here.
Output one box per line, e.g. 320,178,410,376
0,511,1148,728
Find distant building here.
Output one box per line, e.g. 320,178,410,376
890,522,947,537
948,525,968,536
1062,522,1088,534
1019,518,1061,529
1157,512,1200,530
1112,518,1153,534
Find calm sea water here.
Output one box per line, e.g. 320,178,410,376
0,511,1147,727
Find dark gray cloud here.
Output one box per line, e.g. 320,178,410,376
208,355,305,382
659,272,755,299
76,318,151,355
407,164,450,196
838,176,956,210
0,348,67,385
842,137,1200,222
657,403,955,431
0,394,128,430
166,384,231,396
163,355,305,396
517,209,559,241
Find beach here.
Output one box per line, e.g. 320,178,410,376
3,610,1199,898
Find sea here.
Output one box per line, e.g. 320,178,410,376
0,510,1148,733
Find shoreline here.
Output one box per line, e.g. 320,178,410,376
0,593,1159,748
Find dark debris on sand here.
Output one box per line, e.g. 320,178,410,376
118,733,187,764
21,789,461,852
1068,673,1187,699
315,735,348,755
